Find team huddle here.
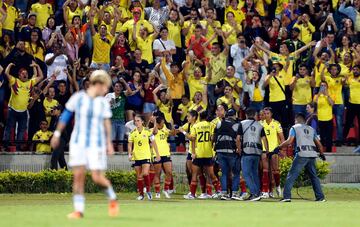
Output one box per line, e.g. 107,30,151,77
51,70,326,219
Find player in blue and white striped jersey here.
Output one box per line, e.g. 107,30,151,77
51,70,119,219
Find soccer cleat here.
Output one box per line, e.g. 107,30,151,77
136,195,144,201
108,200,119,217
146,192,153,200
162,190,171,199
183,194,195,200
67,211,83,219
315,198,326,202
276,186,282,197
198,193,210,199
168,189,176,194
211,192,222,199
231,193,243,201
221,194,231,201
260,192,270,199
240,192,248,200
269,192,275,198
280,198,291,202
248,195,261,202
155,193,161,199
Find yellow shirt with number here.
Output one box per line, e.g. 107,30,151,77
269,73,286,102
190,121,213,158
3,3,18,31
261,119,283,152
129,128,153,160
9,77,37,112
315,94,333,121
325,76,343,105
92,33,114,64
32,130,53,153
136,34,156,64
43,98,59,125
153,127,170,157
30,3,53,29
120,19,154,51
292,76,312,105
348,75,360,104
208,52,227,85
199,20,221,44
167,20,182,48
156,100,172,123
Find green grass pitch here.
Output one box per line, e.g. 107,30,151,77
0,187,359,227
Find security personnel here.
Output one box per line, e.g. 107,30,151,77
237,108,269,201
279,113,326,202
214,109,241,200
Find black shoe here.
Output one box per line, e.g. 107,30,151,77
315,198,326,202
280,198,291,202
248,194,261,201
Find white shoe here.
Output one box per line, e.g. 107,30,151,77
211,192,221,199
143,187,147,193
183,194,195,200
155,193,161,199
269,192,275,198
137,195,144,200
163,190,171,199
231,193,243,201
146,192,153,200
276,186,282,197
198,193,210,199
260,192,269,199
240,192,248,200
168,189,176,194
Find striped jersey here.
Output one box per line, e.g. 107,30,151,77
66,91,112,149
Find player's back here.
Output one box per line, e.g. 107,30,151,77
66,91,112,149
191,121,213,158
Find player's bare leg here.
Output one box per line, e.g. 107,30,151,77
91,170,118,217
261,153,270,198
68,166,86,219
271,154,282,197
162,162,173,198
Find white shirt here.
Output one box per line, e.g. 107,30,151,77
231,44,250,77
66,91,112,149
44,53,68,81
153,38,176,63
125,120,136,137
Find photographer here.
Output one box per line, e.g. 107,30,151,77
279,113,326,202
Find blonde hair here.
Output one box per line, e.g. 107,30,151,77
89,70,112,88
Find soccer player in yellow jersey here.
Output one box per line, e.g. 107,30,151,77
184,111,221,199
128,115,160,200
260,107,285,199
32,120,53,153
344,65,360,145
152,116,175,199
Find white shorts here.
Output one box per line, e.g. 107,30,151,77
69,144,107,170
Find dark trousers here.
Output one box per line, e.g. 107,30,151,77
172,99,182,125
319,120,333,153
343,103,360,143
50,137,68,170
269,100,291,131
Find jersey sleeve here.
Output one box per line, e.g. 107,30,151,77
276,121,283,133
102,98,112,119
190,125,196,137
289,127,296,138
65,92,80,112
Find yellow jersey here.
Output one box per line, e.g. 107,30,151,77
221,23,241,45
216,96,240,109
178,102,192,122
314,60,328,87
156,100,172,123
292,76,312,105
325,75,344,105
25,42,45,61
136,34,156,64
92,33,114,64
224,6,245,24
222,77,243,99
9,77,37,112
43,98,59,125
269,52,295,85
348,75,360,104
153,127,170,157
189,101,207,113
268,73,286,102
315,94,333,121
181,122,195,154
261,119,283,152
65,6,83,26
129,128,153,160
32,130,53,153
30,3,53,29
188,75,206,100
190,121,214,158
208,52,227,84
182,21,197,44
3,3,18,31
199,20,221,44
166,20,182,48
120,19,154,51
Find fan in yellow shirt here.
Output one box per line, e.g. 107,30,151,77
189,89,208,113
216,85,241,112
222,12,242,45
153,84,173,124
63,0,84,28
160,57,185,100
128,115,160,200
177,96,191,123
225,0,245,24
32,120,53,153
25,31,46,61
30,1,53,29
2,1,18,32
186,67,207,100
151,116,174,198
312,41,335,88
43,87,59,125
292,14,315,45
132,22,158,64
199,9,221,44
167,9,183,48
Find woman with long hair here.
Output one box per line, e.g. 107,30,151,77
128,114,160,200
112,33,131,68
125,71,145,121
25,29,46,62
42,16,57,44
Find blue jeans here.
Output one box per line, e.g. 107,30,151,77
283,155,325,200
333,104,344,141
249,101,264,113
111,119,125,141
217,153,241,192
293,104,307,116
241,155,261,196
3,108,28,148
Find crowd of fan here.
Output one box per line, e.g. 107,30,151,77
0,0,359,153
